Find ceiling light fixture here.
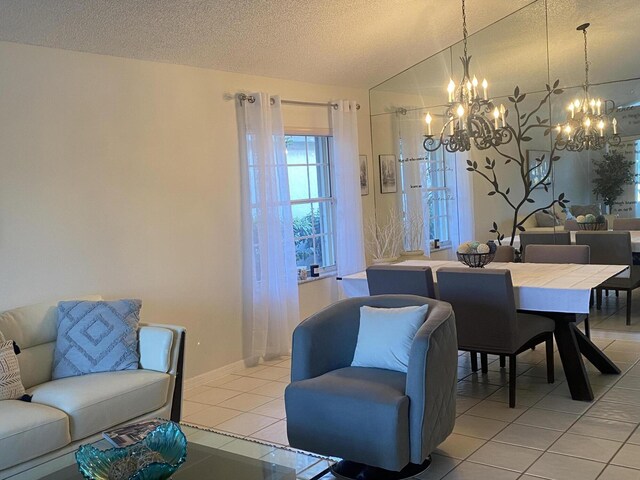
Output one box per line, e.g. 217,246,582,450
555,23,620,152
423,0,511,153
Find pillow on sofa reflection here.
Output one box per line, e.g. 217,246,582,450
52,299,141,379
351,304,428,373
535,211,560,227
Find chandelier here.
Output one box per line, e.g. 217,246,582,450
423,0,511,153
555,23,620,152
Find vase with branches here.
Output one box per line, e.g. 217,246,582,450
365,208,403,262
465,80,570,245
592,149,634,214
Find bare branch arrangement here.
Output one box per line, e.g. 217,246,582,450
365,209,403,261
465,80,569,245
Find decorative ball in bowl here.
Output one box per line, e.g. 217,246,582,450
576,213,606,230
456,241,496,268
75,421,187,480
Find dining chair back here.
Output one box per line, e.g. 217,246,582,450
575,231,632,265
525,245,590,264
436,268,518,353
519,231,571,261
576,231,638,326
493,245,516,262
437,267,555,407
613,218,640,231
366,265,436,298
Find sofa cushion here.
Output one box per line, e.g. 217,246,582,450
285,366,410,470
0,340,26,400
29,370,170,440
53,299,141,380
0,295,102,389
0,400,70,470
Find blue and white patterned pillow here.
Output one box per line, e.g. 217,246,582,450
52,300,141,380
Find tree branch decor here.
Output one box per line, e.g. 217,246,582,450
465,80,569,245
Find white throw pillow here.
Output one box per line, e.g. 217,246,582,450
351,305,429,373
0,340,26,400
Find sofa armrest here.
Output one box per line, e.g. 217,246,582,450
139,323,186,422
139,326,174,373
406,301,458,463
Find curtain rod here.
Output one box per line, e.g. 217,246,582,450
237,93,360,110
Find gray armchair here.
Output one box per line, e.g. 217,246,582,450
285,295,457,479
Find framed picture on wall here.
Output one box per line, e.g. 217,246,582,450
379,154,397,194
526,149,551,189
359,155,369,196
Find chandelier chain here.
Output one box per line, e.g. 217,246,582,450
583,27,589,88
462,0,468,59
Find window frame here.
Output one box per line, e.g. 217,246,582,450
285,133,338,277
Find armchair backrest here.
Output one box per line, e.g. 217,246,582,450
575,231,632,266
290,295,436,382
366,265,436,298
437,268,518,353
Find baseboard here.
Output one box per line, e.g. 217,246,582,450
183,358,251,391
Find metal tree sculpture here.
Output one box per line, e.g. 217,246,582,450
465,80,569,245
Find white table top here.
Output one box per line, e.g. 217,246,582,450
340,260,628,314
506,231,640,253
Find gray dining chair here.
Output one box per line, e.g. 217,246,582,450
285,295,457,478
493,245,516,262
437,268,555,407
366,265,436,298
519,231,571,262
576,231,640,325
613,218,640,231
525,245,592,337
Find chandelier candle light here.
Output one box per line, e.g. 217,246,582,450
423,0,511,153
555,23,620,151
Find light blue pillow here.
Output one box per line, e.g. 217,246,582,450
351,304,429,373
52,299,141,380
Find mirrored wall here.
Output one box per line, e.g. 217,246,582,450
369,0,640,259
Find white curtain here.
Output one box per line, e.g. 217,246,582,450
238,93,299,361
451,151,475,249
331,100,366,277
395,109,431,255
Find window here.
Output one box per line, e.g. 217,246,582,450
422,149,452,245
285,135,336,272
398,148,453,248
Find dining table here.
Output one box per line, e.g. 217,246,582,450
339,259,629,402
506,230,640,252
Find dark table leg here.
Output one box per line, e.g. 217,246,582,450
553,321,594,401
574,328,620,374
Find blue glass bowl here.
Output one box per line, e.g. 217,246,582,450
75,421,187,480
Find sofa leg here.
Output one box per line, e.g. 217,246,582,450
170,331,186,422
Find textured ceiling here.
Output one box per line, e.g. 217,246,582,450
0,0,531,88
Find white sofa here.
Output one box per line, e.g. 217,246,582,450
0,296,185,478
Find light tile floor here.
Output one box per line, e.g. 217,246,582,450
182,292,640,479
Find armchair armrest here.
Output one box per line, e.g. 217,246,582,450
406,301,458,463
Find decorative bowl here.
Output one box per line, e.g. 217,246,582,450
75,422,187,480
457,252,495,268
577,221,606,231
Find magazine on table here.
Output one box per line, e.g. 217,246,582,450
102,419,166,448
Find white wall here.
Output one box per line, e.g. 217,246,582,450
0,41,373,378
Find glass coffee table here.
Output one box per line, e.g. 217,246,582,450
8,424,333,480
